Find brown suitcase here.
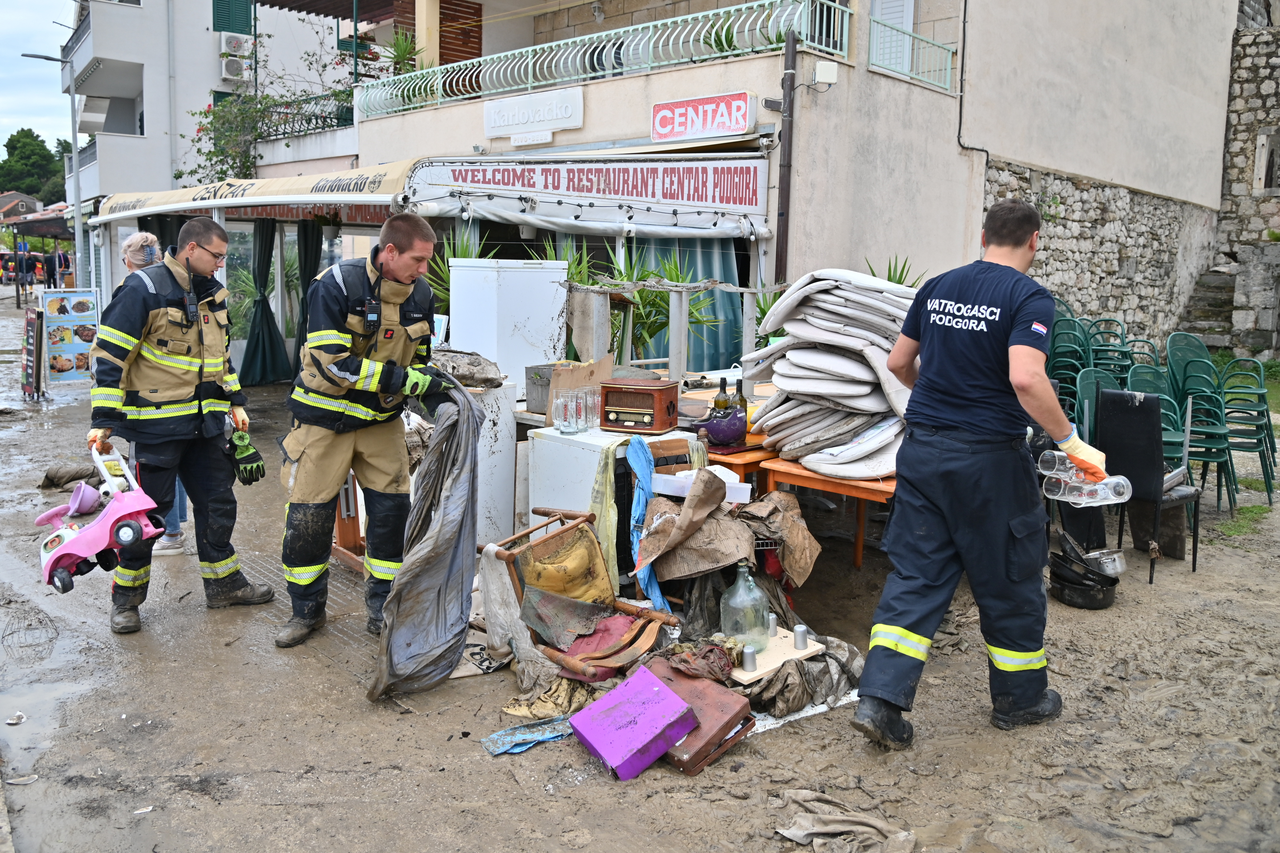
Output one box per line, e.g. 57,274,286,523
644,659,755,776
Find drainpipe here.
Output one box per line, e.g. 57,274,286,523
167,0,178,187
773,30,797,285
956,0,990,258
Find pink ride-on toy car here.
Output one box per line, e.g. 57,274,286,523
36,445,165,594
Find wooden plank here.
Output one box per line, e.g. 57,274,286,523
729,628,825,685
440,0,483,65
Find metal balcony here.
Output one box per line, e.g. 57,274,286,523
358,0,850,119
261,93,356,140
867,17,954,92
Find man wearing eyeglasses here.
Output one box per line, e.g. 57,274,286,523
87,216,273,634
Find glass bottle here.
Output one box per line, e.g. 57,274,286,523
720,561,770,654
730,378,748,410
713,377,731,410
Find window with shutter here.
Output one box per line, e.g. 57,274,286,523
213,0,253,35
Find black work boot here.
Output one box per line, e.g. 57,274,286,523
110,605,141,634
204,573,275,609
991,689,1063,731
852,695,914,750
365,576,392,636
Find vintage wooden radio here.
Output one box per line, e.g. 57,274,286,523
599,378,680,434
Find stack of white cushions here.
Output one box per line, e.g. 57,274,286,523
745,269,915,479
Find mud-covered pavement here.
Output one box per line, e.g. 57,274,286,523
0,300,1277,852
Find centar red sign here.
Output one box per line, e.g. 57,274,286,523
651,91,757,143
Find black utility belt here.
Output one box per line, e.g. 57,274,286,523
905,422,1027,451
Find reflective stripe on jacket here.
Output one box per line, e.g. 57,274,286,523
287,245,434,433
89,251,245,443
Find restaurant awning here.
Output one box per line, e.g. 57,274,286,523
89,159,421,225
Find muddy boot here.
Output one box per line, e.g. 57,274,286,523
852,695,914,750
110,605,141,634
991,688,1062,731
365,576,392,636
204,572,275,609
277,576,328,648
275,613,327,648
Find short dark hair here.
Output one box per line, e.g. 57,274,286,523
983,199,1040,248
379,213,436,253
177,216,229,248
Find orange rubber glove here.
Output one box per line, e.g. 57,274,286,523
1056,426,1107,483
86,427,112,453
230,405,250,432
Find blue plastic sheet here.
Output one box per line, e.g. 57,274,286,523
626,438,670,612
481,715,574,755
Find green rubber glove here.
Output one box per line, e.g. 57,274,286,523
401,365,455,397
231,431,265,486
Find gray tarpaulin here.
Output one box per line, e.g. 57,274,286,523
367,386,486,701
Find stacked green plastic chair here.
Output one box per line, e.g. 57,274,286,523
1186,391,1238,513
1087,318,1133,381
1076,368,1121,442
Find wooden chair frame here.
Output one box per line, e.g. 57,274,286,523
478,507,678,680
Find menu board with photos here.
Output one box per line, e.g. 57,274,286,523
21,308,42,397
43,290,98,383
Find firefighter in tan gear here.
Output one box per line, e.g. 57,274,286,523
88,217,273,634
275,213,452,648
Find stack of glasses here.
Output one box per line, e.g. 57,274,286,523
552,387,602,434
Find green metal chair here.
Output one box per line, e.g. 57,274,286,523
1128,338,1161,367
1186,392,1237,513
1076,368,1122,441
1127,364,1170,396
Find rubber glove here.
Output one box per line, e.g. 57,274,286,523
230,405,250,432
1056,425,1107,483
401,366,455,397
230,431,265,486
86,427,112,453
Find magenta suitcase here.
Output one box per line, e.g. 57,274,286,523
569,665,698,780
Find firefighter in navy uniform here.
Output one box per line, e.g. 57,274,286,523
275,213,452,648
852,199,1109,749
87,217,272,634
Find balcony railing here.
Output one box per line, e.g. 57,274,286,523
62,10,91,59
358,0,850,119
867,17,954,92
65,139,97,177
260,93,355,140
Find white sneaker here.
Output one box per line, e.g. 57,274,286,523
152,534,184,556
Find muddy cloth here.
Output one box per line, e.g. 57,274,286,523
367,385,485,701
737,491,822,587
112,436,249,608
557,613,637,683
40,463,104,491
501,676,623,720
519,587,614,652
481,715,574,755
479,544,561,697
775,790,915,852
666,642,737,681
732,634,862,717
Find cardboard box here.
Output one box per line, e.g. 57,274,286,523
570,665,697,780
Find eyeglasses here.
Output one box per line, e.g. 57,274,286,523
194,243,227,263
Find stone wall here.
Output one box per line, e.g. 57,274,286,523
1216,28,1280,255
985,160,1218,343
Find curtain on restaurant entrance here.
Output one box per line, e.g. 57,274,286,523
635,237,742,373
291,218,324,369
238,218,292,386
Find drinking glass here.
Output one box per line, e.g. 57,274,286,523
578,386,599,432
569,389,586,434
552,389,568,433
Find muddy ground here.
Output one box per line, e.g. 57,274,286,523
0,300,1277,852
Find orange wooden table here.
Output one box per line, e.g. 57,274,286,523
707,447,779,480
759,458,896,568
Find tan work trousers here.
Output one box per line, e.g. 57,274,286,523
280,417,410,503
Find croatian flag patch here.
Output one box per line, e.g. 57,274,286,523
1031,321,1048,336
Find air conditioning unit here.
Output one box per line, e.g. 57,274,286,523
221,32,253,56
221,56,251,81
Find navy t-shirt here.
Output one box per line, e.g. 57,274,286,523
900,260,1054,436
